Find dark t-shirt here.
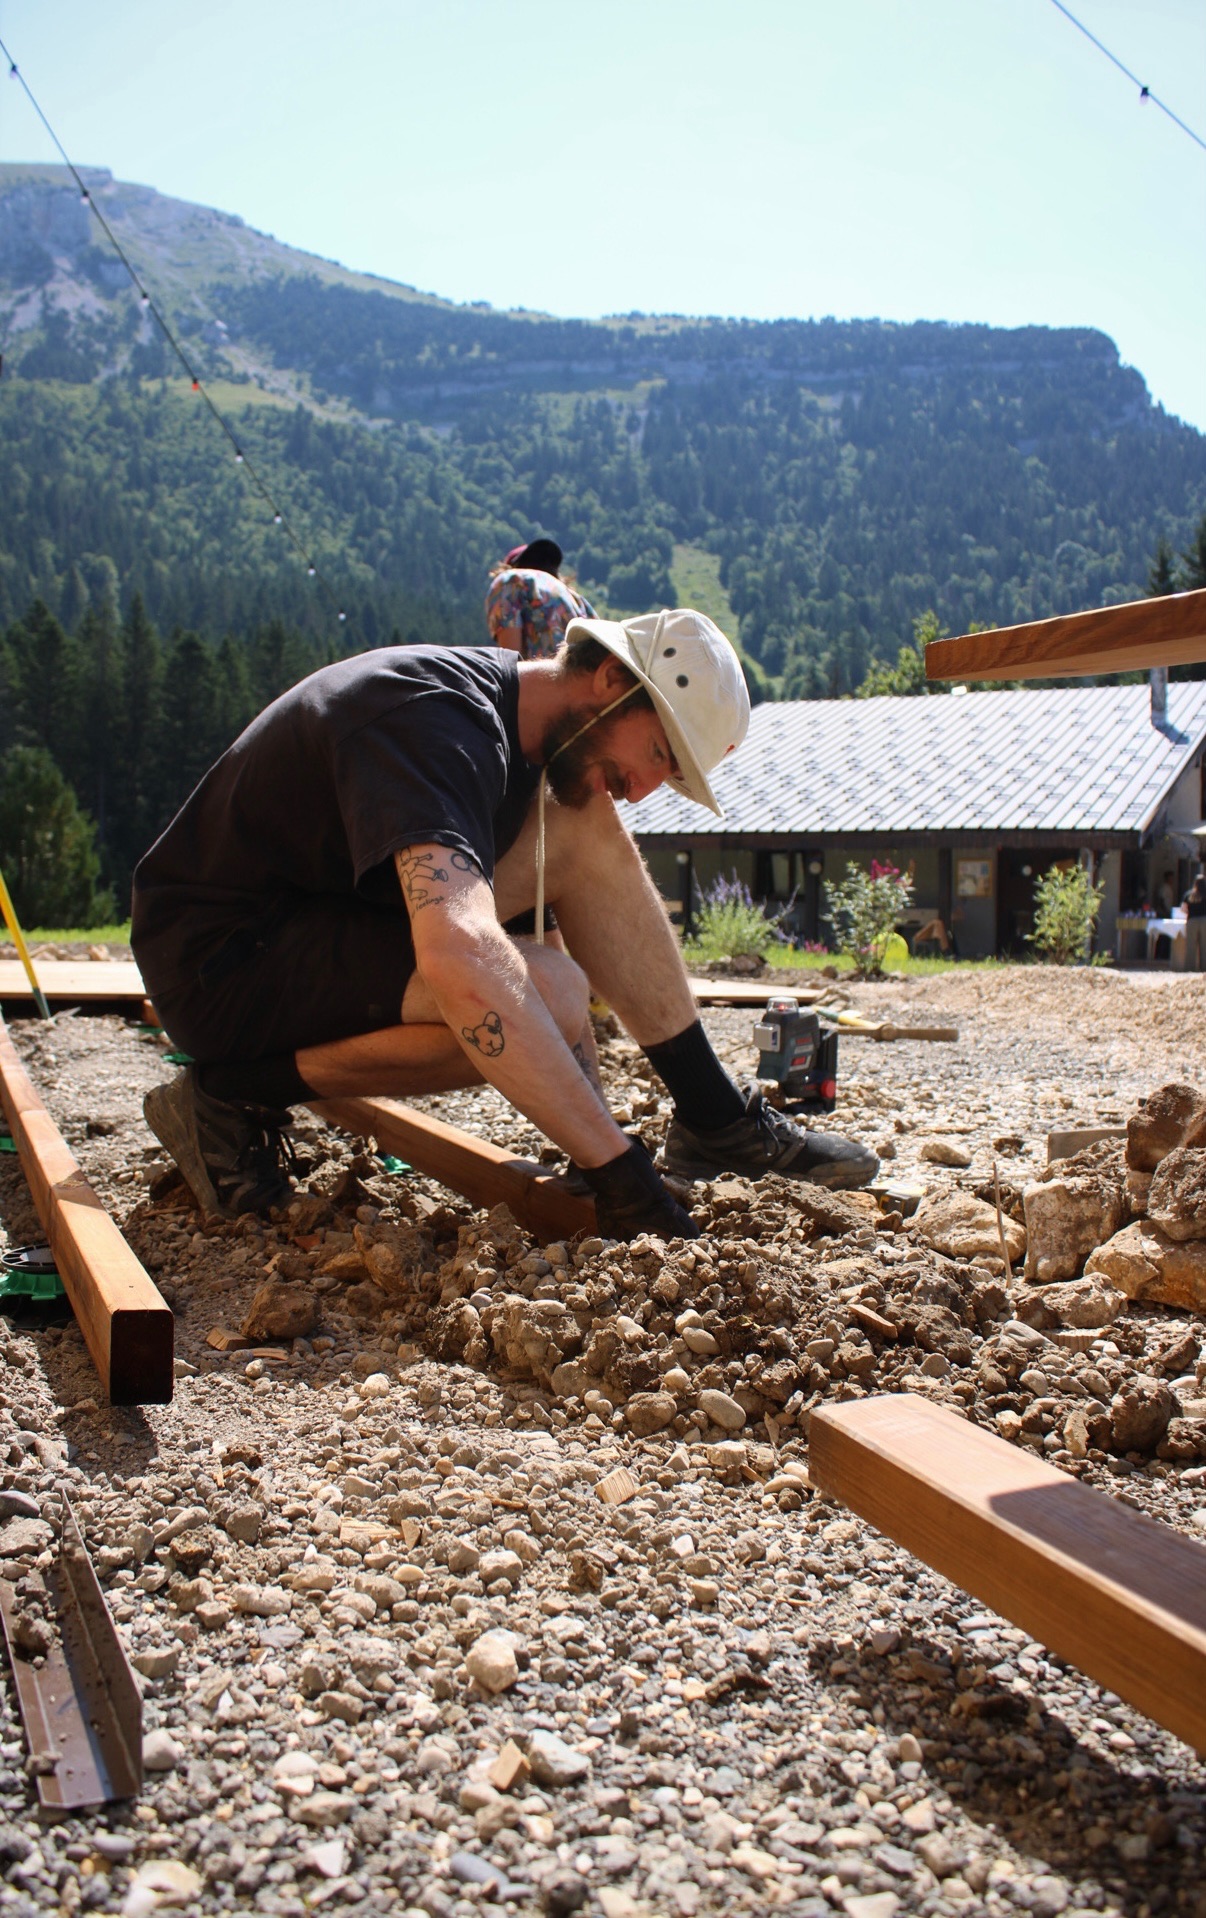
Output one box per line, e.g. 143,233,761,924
132,645,538,993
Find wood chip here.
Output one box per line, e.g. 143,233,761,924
595,1466,638,1506
488,1739,530,1792
849,1302,898,1341
206,1327,252,1352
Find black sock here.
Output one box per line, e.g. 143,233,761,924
642,1021,746,1131
196,1054,314,1111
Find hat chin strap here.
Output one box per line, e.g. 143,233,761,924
533,684,640,947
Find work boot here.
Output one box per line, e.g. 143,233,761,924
583,1138,699,1242
661,1085,879,1190
143,1069,298,1219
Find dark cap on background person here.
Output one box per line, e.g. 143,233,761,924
504,537,563,575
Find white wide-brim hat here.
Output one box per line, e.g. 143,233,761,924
564,608,750,817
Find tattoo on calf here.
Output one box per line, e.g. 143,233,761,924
572,1040,605,1097
462,1010,505,1058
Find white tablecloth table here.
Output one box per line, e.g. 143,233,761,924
1146,916,1187,964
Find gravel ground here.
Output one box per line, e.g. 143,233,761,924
0,965,1203,1918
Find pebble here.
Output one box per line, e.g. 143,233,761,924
527,1730,591,1786
0,1491,40,1521
697,1388,746,1431
464,1629,520,1694
140,1729,182,1772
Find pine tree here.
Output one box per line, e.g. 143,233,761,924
1182,514,1206,592
0,745,112,928
112,594,165,887
1147,535,1178,596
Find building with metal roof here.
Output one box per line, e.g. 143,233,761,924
631,680,1206,958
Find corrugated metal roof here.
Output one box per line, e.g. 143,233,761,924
632,682,1206,839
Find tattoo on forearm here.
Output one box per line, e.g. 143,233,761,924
462,1011,505,1057
397,849,449,913
397,847,482,914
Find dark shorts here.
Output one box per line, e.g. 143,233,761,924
149,900,556,1065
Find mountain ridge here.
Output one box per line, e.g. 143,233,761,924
1,163,1204,703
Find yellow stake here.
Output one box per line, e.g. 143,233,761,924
0,868,52,1021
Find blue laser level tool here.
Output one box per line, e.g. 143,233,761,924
752,997,838,1114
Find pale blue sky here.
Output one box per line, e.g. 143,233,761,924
1,0,1203,429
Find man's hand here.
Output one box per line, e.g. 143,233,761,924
582,1137,698,1242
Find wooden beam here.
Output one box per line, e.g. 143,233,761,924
0,1016,173,1405
925,588,1206,683
686,977,827,1007
0,960,146,1006
309,1095,597,1241
1,960,815,1016
808,1393,1206,1756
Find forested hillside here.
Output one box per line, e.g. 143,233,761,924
3,163,1206,906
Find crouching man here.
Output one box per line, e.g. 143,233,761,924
133,609,876,1240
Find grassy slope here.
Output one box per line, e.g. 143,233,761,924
671,543,738,642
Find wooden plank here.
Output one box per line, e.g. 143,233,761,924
1047,1125,1127,1164
0,1014,173,1405
0,960,146,1005
808,1393,1206,1755
925,589,1206,683
309,1095,597,1240
687,977,827,1007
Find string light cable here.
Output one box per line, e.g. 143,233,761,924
1,33,349,628
1048,0,1206,155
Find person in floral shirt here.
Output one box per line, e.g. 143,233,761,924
485,537,596,659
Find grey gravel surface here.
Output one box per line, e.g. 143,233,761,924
0,966,1203,1918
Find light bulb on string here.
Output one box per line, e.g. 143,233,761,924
338,611,347,622
235,451,244,463
307,565,317,577
274,513,282,525
191,379,199,391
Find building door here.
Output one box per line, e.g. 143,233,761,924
995,848,1080,955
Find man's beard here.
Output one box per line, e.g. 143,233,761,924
540,707,624,809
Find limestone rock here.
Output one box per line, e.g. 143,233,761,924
223,1501,265,1546
697,1388,746,1432
1024,1275,1126,1329
919,1136,973,1168
1023,1168,1124,1283
1126,1082,1206,1173
789,1186,875,1239
1085,1222,1206,1312
352,1219,436,1297
550,1359,594,1400
240,1281,317,1342
486,1293,583,1382
464,1630,520,1695
141,1729,182,1772
1147,1147,1206,1242
914,1191,1024,1263
1110,1377,1176,1455
1126,1166,1153,1215
625,1392,677,1436
527,1729,591,1787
